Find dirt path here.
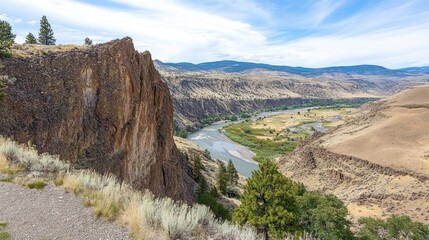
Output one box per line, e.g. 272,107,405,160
0,182,130,240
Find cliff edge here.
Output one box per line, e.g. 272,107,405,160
0,38,193,202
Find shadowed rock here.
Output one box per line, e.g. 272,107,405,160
0,37,194,202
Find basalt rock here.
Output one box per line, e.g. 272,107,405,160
0,38,194,202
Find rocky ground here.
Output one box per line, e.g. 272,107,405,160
0,181,130,240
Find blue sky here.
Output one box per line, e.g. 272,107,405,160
1,0,429,68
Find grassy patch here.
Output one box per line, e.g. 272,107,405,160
11,44,88,59
53,176,64,186
223,121,297,161
197,193,231,220
223,107,355,161
0,232,10,240
0,156,9,173
0,175,14,182
27,180,46,189
0,221,10,240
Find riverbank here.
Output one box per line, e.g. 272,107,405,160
186,108,315,177
187,121,258,177
222,107,355,162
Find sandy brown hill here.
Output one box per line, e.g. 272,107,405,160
0,38,194,202
277,85,429,224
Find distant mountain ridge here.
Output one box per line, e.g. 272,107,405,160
154,59,429,130
156,60,429,76
399,66,429,74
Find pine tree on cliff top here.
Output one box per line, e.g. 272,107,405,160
38,16,56,45
25,32,38,44
0,20,16,58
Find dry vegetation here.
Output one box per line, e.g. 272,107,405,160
10,44,89,58
0,137,261,240
278,85,429,226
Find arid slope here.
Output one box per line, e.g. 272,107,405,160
155,61,429,129
278,85,429,224
322,85,429,176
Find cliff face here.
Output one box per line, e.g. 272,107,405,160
0,38,193,202
174,97,315,129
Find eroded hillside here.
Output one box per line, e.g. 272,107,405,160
0,38,194,202
277,85,429,224
155,60,429,129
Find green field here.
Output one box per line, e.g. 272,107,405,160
223,107,354,161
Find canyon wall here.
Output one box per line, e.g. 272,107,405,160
0,38,194,202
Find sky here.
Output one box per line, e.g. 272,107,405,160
1,0,429,68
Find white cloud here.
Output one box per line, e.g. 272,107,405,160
308,0,346,26
1,0,429,68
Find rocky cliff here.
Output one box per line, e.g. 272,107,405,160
0,38,194,202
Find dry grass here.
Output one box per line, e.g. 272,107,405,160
11,44,89,59
0,136,262,239
0,155,8,173
322,85,429,176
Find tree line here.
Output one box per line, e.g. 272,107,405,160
234,160,429,239
188,148,429,240
0,16,94,99
0,15,93,59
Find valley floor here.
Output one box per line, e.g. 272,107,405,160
0,182,130,240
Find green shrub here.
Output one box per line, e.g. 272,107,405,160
298,192,354,240
175,128,188,138
197,193,231,220
358,215,429,240
223,122,296,161
27,180,46,189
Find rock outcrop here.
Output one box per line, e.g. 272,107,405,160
0,38,194,202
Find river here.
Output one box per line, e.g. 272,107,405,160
187,108,311,177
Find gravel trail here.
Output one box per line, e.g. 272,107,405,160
0,182,130,240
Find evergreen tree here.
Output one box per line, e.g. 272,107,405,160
38,16,56,45
192,154,208,194
233,161,299,239
226,159,239,188
0,20,16,58
216,160,228,194
25,32,38,44
84,37,93,45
